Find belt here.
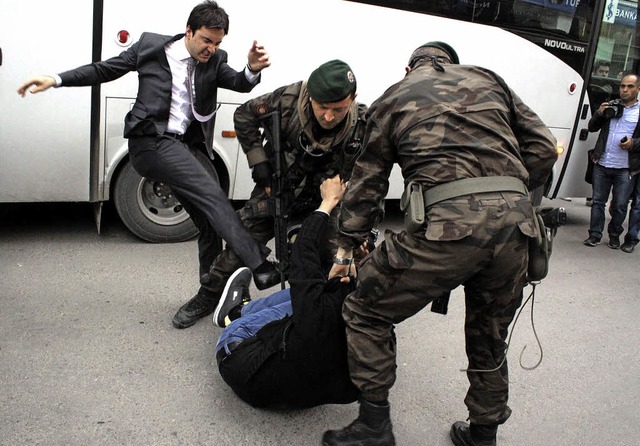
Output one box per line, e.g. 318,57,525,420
215,340,243,363
163,131,184,141
424,176,529,207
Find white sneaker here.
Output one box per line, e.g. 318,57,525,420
213,267,251,328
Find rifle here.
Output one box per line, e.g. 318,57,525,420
257,110,288,289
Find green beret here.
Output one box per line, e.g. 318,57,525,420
408,41,460,66
307,60,357,103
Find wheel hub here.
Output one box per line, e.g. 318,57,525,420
153,182,173,199
135,179,190,226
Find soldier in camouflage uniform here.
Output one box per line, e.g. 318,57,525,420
322,42,557,446
172,59,367,328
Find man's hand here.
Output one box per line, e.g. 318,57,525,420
620,136,633,151
329,262,356,282
247,40,271,73
329,245,354,281
17,76,56,97
596,102,610,115
251,161,273,188
318,175,345,214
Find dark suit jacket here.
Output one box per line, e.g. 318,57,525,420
59,32,259,153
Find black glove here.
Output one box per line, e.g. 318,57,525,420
251,161,273,187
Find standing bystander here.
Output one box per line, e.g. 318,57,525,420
583,74,640,249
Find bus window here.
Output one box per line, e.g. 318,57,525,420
348,1,588,38
348,1,593,71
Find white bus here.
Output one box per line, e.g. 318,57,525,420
1,0,636,242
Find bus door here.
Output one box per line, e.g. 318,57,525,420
568,0,640,198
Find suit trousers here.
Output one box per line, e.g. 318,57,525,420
127,135,267,277
204,187,337,294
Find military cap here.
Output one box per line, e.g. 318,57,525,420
408,41,460,67
307,60,357,103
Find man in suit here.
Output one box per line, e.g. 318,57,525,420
17,0,279,328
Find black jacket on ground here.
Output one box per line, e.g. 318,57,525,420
218,211,358,409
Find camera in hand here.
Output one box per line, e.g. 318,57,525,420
603,99,624,119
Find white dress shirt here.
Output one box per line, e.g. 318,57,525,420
165,38,195,135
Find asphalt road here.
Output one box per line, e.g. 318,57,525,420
1,198,638,446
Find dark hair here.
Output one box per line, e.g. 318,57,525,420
187,0,230,35
594,60,610,69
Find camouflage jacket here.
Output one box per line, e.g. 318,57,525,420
234,81,367,202
338,63,557,246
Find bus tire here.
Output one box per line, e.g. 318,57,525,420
113,150,219,243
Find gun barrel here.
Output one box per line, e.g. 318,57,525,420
259,111,288,290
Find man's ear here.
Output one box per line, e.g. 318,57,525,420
186,26,193,38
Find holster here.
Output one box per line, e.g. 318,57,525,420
527,207,553,282
399,181,426,233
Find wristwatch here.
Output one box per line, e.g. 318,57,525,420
333,256,353,265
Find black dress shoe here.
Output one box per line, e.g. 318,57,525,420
172,288,219,329
252,260,282,290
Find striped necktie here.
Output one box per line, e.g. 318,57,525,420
186,59,220,122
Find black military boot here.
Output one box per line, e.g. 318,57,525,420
450,421,497,446
322,399,395,446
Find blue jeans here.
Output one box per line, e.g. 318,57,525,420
216,288,292,355
589,164,632,238
625,174,640,242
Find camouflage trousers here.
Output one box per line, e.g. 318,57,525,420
343,193,535,426
202,188,341,292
